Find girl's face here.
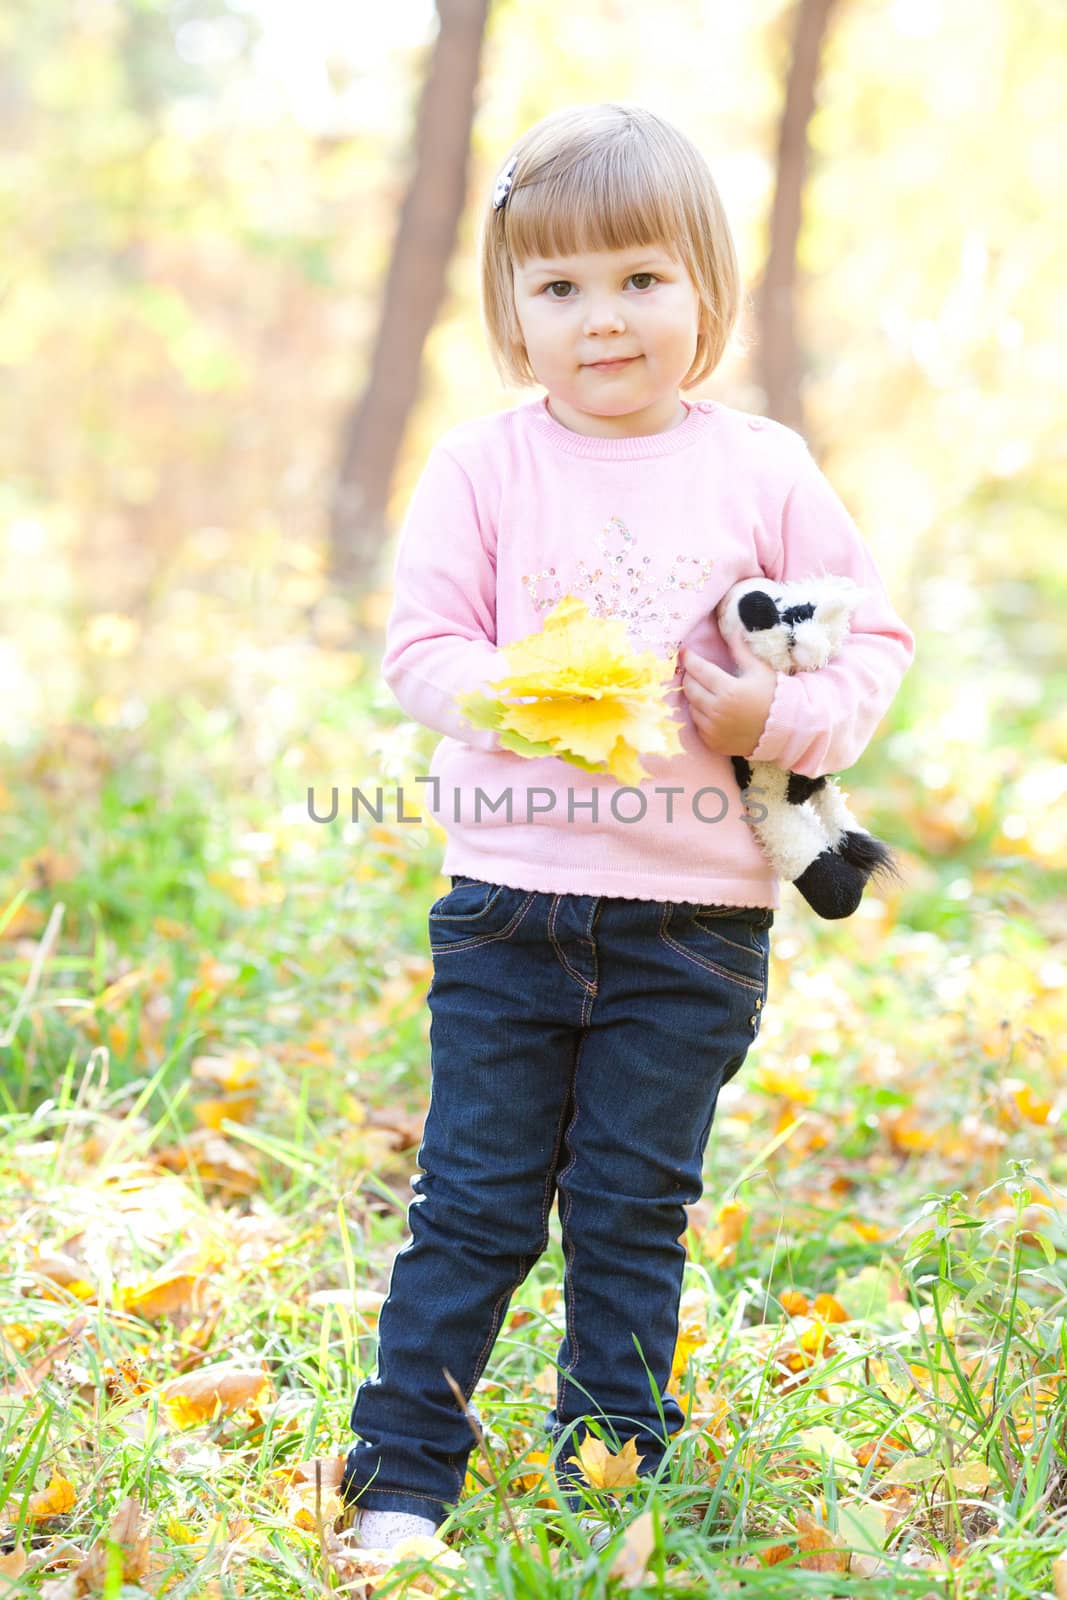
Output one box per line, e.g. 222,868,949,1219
511,244,702,437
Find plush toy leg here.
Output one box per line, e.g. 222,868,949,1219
807,779,902,895
792,851,870,920
737,761,872,920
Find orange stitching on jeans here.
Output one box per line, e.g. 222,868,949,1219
580,898,600,1026
348,1486,450,1506
554,1029,587,1423
465,1027,579,1391
658,904,764,995
689,916,763,960
548,894,599,997
541,1051,577,1243
465,1273,523,1414
463,1052,578,1426
429,891,537,955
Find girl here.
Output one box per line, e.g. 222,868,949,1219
340,102,915,1549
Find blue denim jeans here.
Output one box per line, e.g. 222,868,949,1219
340,876,773,1527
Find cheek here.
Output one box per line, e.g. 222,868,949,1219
531,317,572,355
641,300,695,339
519,303,557,340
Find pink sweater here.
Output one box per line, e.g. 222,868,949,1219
380,394,916,907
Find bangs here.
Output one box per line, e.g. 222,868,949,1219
503,144,687,267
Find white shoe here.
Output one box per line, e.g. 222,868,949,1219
577,1515,615,1553
354,1507,440,1550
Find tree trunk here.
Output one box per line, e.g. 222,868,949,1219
327,0,492,635
756,0,840,439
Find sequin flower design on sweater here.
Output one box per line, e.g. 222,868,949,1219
521,515,714,658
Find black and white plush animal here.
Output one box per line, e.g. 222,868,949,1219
715,575,902,920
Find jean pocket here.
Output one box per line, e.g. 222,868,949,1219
693,903,775,932
659,903,769,999
430,877,507,922
428,877,535,953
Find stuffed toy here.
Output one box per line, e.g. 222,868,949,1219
714,575,902,920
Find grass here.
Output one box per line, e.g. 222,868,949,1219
2,1079,1066,1597
1,544,1066,1595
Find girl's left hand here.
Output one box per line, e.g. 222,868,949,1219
678,632,778,759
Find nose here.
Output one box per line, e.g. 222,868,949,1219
583,297,626,335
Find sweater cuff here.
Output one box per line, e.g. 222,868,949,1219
747,672,803,766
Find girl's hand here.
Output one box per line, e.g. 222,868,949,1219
678,632,778,759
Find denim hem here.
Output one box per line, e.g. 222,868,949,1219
343,1483,449,1526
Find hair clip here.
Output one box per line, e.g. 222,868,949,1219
492,156,518,212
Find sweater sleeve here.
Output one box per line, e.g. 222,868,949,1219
379,441,505,752
747,442,916,779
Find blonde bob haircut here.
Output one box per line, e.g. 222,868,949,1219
479,102,744,393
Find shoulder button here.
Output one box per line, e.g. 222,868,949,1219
696,401,714,413
748,416,765,430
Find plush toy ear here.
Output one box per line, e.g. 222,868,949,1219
715,581,786,669
715,578,776,637
813,575,865,606
815,594,857,630
736,589,779,633
815,580,869,633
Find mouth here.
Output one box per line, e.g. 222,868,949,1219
584,356,639,371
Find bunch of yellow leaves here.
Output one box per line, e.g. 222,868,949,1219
456,596,685,785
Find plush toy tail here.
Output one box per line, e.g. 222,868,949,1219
836,831,903,884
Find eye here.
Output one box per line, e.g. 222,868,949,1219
538,272,661,299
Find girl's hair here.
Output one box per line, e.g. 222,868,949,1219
479,102,744,392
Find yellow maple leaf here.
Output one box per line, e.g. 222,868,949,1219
26,1469,77,1520
812,1293,850,1324
497,597,668,695
513,685,682,763
456,597,684,783
1011,1081,1052,1124
158,1362,274,1426
794,1509,850,1573
567,1433,645,1490
705,1197,749,1264
671,1326,705,1383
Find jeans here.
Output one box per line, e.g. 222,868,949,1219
340,876,773,1527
